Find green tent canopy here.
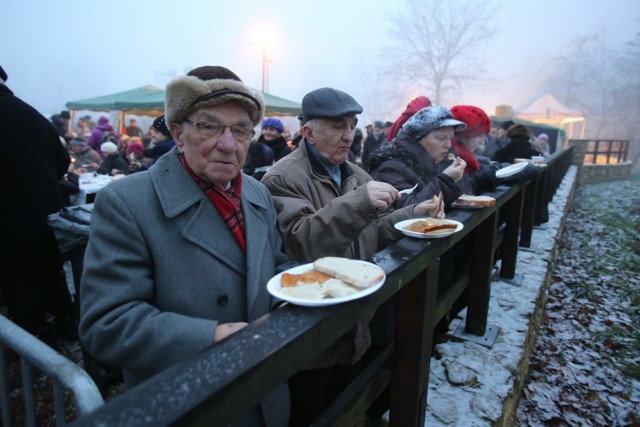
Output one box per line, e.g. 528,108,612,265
66,85,301,116
66,85,165,116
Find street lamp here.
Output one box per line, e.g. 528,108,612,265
261,43,272,93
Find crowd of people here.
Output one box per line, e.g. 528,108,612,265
1,61,553,427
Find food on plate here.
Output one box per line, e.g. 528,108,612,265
455,194,496,207
278,258,385,300
280,283,326,299
323,279,361,297
431,191,443,213
281,270,332,287
405,218,457,234
313,257,385,288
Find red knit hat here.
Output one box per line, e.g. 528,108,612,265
451,105,490,138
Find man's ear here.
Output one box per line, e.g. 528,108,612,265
302,124,314,143
170,123,184,150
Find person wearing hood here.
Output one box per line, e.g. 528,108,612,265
87,116,111,151
258,117,291,161
367,105,468,210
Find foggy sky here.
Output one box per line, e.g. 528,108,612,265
2,0,639,125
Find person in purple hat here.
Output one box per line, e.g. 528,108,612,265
259,117,291,161
86,116,112,152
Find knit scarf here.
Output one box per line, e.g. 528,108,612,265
179,153,246,255
452,138,480,175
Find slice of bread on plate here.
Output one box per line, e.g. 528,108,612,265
455,194,496,207
313,257,385,289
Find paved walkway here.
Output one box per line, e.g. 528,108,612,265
421,166,578,426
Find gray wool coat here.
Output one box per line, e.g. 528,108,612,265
79,147,293,426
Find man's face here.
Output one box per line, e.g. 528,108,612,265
171,102,253,190
304,115,357,165
419,127,455,161
497,128,508,139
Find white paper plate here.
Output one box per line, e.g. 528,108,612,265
496,162,528,179
394,218,463,239
267,261,385,307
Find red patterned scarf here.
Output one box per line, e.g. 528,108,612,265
179,154,246,255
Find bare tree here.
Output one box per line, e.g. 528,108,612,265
380,0,499,106
543,23,640,140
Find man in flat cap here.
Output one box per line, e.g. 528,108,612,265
261,87,442,426
79,66,294,426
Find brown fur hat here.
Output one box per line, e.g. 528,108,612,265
165,66,265,126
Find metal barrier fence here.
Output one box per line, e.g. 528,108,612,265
0,315,103,427
67,147,573,427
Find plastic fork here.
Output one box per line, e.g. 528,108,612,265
398,183,418,196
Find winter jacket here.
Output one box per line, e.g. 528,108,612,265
98,152,129,175
243,141,275,180
80,147,293,426
361,132,386,168
70,146,103,172
492,137,541,164
260,135,291,162
262,140,420,366
148,138,176,165
0,84,70,242
367,130,463,210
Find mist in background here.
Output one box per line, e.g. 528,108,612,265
2,0,638,128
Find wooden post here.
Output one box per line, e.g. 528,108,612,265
389,261,439,427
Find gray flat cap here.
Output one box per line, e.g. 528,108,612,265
301,87,363,123
402,106,466,141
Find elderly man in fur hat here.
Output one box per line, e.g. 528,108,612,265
79,66,294,426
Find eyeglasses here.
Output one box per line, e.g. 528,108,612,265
183,119,255,142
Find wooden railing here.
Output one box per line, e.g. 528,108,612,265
70,148,574,427
581,139,629,164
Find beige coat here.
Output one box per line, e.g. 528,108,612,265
262,141,419,365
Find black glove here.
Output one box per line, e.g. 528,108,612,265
471,163,499,193
501,163,539,185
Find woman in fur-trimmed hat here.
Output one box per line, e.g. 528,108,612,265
367,105,468,210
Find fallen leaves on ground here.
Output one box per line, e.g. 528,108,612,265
516,173,640,426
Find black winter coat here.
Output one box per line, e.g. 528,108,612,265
261,135,291,162
492,137,541,164
98,153,129,175
367,130,462,210
0,84,70,242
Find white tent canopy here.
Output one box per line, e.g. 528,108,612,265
516,93,586,138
